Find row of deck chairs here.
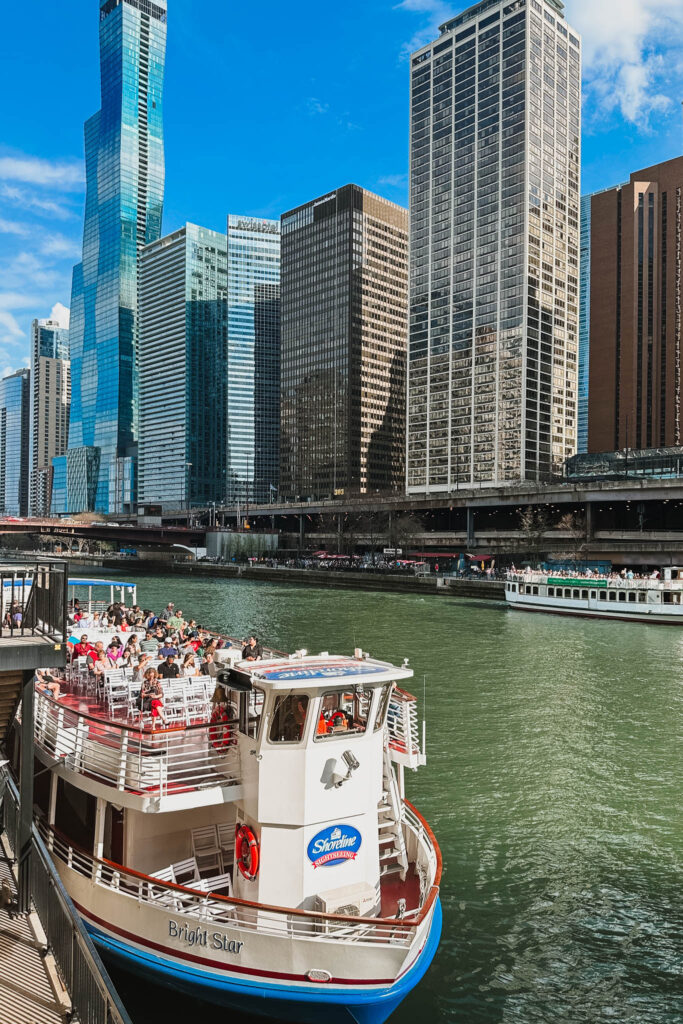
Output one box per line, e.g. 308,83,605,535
149,855,233,900
102,671,214,726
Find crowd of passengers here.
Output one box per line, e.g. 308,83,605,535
513,566,663,580
36,599,265,727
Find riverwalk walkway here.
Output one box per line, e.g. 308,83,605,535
0,843,69,1024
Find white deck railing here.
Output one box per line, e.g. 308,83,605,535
508,571,683,591
387,689,424,769
33,691,241,797
39,809,441,949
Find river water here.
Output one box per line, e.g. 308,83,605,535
101,571,682,1023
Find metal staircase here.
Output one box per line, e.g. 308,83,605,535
0,672,23,750
378,746,409,880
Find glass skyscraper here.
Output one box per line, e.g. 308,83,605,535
0,370,31,517
59,0,167,514
138,224,229,510
578,194,591,453
226,216,281,506
30,318,70,517
407,0,581,491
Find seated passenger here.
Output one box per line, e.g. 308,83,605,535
35,669,62,700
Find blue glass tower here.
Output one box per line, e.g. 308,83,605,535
578,194,591,453
62,0,167,513
0,370,31,517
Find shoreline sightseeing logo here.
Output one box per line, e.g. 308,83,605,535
307,824,362,868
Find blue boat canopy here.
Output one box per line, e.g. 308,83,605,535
68,579,137,589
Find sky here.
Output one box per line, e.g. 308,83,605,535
1,0,682,375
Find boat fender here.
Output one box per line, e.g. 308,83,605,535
209,705,231,750
235,824,260,881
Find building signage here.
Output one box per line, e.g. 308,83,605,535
168,921,243,953
307,825,362,868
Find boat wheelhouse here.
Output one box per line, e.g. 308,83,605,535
505,567,683,623
15,640,441,1024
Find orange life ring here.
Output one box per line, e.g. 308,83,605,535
235,824,259,881
209,705,231,750
328,710,347,732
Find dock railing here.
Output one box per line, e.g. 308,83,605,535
0,766,132,1024
0,561,68,642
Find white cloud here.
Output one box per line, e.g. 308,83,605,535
572,0,683,125
307,97,330,116
40,233,81,259
0,184,76,220
0,154,83,190
0,218,30,236
0,312,24,346
378,173,409,188
394,0,454,57
50,302,70,328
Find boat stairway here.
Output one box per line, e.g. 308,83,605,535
378,746,409,880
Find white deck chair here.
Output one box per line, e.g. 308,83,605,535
192,825,222,874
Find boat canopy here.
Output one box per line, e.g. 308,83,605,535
68,579,137,589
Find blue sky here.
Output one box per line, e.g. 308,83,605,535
1,0,682,373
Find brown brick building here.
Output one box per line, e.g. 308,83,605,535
588,155,683,452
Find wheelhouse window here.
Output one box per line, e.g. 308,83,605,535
268,694,309,743
373,682,394,732
315,688,372,739
241,687,265,739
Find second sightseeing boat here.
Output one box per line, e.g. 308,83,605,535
13,601,441,1024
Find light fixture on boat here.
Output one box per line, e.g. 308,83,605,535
332,749,360,788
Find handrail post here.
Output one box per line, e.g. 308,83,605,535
18,669,35,914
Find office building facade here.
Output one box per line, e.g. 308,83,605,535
407,0,581,491
578,194,591,453
138,224,228,511
226,216,281,505
0,370,31,517
280,185,408,500
58,0,167,514
30,319,70,516
588,155,683,453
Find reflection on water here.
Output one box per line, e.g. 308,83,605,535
100,573,683,1023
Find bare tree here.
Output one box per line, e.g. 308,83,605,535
517,506,550,563
555,512,587,565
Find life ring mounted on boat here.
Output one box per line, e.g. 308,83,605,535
328,710,347,731
209,704,232,751
235,824,260,881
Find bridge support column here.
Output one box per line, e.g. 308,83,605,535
585,502,594,542
467,506,475,548
298,514,304,551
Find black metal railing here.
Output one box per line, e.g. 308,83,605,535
0,766,132,1024
0,562,67,642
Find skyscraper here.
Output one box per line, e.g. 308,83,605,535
578,194,591,453
226,216,281,505
407,0,581,492
58,0,167,514
280,185,408,501
138,224,228,511
588,156,683,453
30,318,70,517
0,370,31,517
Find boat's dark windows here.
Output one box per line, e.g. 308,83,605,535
243,687,265,739
373,682,394,732
564,588,570,598
532,586,538,595
638,592,646,602
55,777,97,852
512,584,517,592
572,589,579,599
315,688,372,740
590,591,596,599
618,592,626,602
628,592,636,602
548,587,554,596
609,591,616,601
268,694,309,743
663,592,672,604
581,590,588,599
599,591,606,601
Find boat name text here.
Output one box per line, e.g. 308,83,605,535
168,920,243,953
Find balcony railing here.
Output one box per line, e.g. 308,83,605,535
387,688,425,769
0,561,67,643
39,803,441,948
0,767,132,1024
33,690,241,798
508,571,683,590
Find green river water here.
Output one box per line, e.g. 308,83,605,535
101,571,682,1023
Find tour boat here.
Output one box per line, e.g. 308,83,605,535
505,566,683,624
19,632,442,1024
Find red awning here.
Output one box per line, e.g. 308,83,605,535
466,554,493,561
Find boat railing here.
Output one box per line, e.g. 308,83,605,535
32,690,242,798
507,571,683,590
387,688,425,769
0,768,133,1024
39,809,441,948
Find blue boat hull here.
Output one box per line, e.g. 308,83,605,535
89,898,442,1024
